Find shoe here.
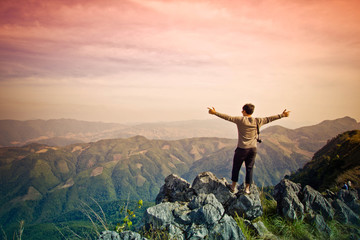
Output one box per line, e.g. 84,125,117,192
229,186,237,194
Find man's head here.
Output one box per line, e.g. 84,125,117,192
242,103,255,115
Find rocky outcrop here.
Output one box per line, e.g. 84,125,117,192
337,189,360,215
332,199,360,226
144,193,245,240
274,178,360,233
155,174,195,204
156,172,263,220
226,183,263,220
302,185,334,220
144,171,266,239
307,214,331,235
98,174,360,240
273,179,304,220
191,172,234,205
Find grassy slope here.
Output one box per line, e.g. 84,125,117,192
290,130,360,191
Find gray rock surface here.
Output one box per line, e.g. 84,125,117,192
144,193,245,240
155,174,195,204
98,231,120,240
157,172,263,221
149,173,360,239
191,172,263,220
337,189,360,215
332,199,360,226
308,214,331,236
273,179,304,220
227,184,263,220
302,185,334,220
98,230,148,240
274,178,360,229
191,171,235,205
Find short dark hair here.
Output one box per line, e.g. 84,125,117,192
242,103,255,115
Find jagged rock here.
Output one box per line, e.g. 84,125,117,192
307,214,331,236
273,179,304,220
227,183,263,220
337,189,360,214
155,174,195,204
332,199,360,226
243,219,278,239
338,189,358,202
188,193,225,225
250,221,269,236
99,231,120,240
143,193,246,240
156,172,263,221
324,189,336,201
302,185,334,220
120,231,148,240
208,214,244,240
191,171,235,205
144,202,180,227
98,230,148,240
191,172,263,220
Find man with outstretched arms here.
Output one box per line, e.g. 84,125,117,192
208,103,290,194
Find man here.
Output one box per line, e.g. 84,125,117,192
208,104,290,194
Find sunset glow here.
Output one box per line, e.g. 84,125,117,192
1,0,360,127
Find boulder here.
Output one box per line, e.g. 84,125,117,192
191,172,263,220
143,202,181,228
337,189,360,214
307,214,331,236
120,231,148,240
324,189,336,204
302,185,334,220
143,193,246,240
332,199,360,226
99,231,120,240
155,174,195,204
191,171,235,205
188,194,225,225
273,179,304,220
227,184,263,220
98,230,148,240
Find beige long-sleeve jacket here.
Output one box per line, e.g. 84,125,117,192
214,112,285,149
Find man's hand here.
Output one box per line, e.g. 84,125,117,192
208,107,216,115
282,109,290,117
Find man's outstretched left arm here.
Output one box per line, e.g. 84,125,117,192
259,109,291,126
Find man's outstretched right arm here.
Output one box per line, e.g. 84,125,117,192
207,107,237,123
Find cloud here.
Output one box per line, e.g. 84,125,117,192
0,0,360,124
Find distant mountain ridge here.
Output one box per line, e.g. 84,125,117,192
0,116,359,147
0,119,236,147
0,119,126,147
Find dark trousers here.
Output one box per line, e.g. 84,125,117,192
231,147,257,184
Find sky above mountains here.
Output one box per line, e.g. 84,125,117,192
0,0,359,128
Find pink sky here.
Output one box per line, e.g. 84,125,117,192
0,0,360,128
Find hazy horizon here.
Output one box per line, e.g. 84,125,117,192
1,0,360,129
0,115,357,131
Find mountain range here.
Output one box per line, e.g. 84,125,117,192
0,118,237,147
0,116,359,236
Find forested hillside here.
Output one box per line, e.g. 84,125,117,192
290,130,360,191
